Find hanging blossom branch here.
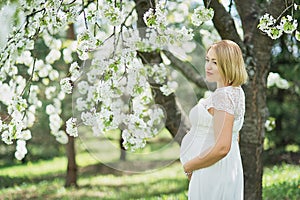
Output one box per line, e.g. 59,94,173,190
0,0,216,159
0,0,82,160
62,0,216,151
258,2,299,40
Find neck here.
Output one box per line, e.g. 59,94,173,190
217,82,227,88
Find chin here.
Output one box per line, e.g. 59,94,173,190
205,77,214,82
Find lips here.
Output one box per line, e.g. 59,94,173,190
206,71,213,76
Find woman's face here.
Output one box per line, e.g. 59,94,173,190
205,48,224,87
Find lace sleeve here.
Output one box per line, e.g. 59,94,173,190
210,88,235,115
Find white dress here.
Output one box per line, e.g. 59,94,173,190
180,86,245,200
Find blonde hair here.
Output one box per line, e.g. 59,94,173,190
208,40,248,86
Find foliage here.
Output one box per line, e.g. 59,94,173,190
265,8,300,151
258,3,299,40
263,164,300,200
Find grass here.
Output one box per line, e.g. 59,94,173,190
0,153,299,200
0,131,299,200
0,152,188,200
263,164,300,200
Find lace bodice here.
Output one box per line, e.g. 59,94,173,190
199,86,245,133
200,86,245,120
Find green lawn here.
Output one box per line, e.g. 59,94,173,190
0,131,299,200
0,152,299,199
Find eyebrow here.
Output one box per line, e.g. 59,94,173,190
206,56,217,61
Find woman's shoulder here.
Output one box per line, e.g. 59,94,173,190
214,85,244,96
213,86,245,106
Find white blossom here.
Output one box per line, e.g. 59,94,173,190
76,97,88,111
63,48,73,63
258,13,298,40
160,81,178,96
15,140,28,160
16,130,32,140
267,72,289,89
49,70,59,81
38,64,52,78
49,114,63,133
279,15,298,34
0,83,14,104
265,117,276,132
102,3,124,26
45,86,57,99
81,111,96,126
16,51,34,66
55,130,68,144
60,77,73,94
66,117,78,137
46,49,61,64
69,62,81,81
2,131,13,145
0,119,3,132
77,81,89,95
10,96,28,113
296,30,300,41
258,14,276,32
143,8,156,28
46,104,58,115
266,27,283,39
191,6,214,26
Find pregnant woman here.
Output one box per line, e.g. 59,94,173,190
180,40,248,200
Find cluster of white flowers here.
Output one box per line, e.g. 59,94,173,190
102,2,125,26
0,0,219,157
62,37,175,150
265,117,276,132
142,1,200,48
191,6,214,26
160,81,179,96
258,5,299,40
143,2,167,30
0,0,83,159
60,77,73,94
267,72,290,89
46,97,68,144
66,117,78,137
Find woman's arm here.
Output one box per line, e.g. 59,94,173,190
183,109,234,173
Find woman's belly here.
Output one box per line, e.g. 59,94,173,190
180,130,215,164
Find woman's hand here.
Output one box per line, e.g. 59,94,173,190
187,172,193,181
183,165,193,181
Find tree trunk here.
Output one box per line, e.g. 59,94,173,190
65,24,78,187
119,131,126,161
65,135,78,187
134,0,190,144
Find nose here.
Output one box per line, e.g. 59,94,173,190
205,62,212,70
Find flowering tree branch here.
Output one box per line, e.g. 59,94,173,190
162,50,208,89
204,0,243,48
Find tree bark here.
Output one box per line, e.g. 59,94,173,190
162,50,208,89
65,135,78,187
119,131,126,161
134,0,190,144
65,24,78,187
